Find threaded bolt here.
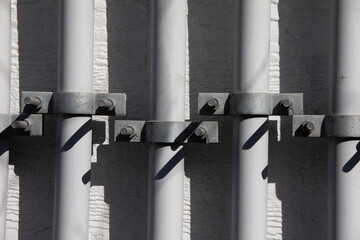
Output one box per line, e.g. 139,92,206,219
302,120,315,134
195,127,208,138
280,98,293,111
207,98,219,109
120,126,135,136
24,96,42,107
98,99,114,109
11,119,32,130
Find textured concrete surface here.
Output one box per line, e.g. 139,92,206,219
5,0,330,239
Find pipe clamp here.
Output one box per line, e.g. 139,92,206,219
21,91,126,116
292,115,360,138
198,92,303,116
114,121,218,143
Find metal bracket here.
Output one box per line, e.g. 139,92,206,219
292,115,360,138
198,92,303,116
0,114,43,136
20,91,126,116
114,121,218,143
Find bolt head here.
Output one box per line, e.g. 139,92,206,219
207,98,219,108
195,127,207,137
120,126,134,136
302,121,315,133
280,98,293,110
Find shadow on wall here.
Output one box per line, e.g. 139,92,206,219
11,0,332,239
268,0,331,239
13,0,58,239
186,0,234,239
92,0,150,239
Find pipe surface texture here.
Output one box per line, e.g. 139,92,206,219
329,0,360,239
53,0,94,239
0,0,10,239
148,0,186,240
232,0,270,239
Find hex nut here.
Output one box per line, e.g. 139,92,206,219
207,98,219,109
302,120,315,134
280,98,293,111
195,127,208,138
120,126,135,136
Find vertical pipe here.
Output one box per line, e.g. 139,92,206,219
232,0,270,240
53,0,94,239
0,1,10,239
329,0,360,239
148,1,186,240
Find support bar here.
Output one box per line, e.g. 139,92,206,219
148,0,186,239
53,0,94,239
232,0,271,239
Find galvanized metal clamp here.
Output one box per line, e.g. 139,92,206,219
292,115,360,138
0,114,43,136
21,91,126,116
198,92,304,116
114,121,218,143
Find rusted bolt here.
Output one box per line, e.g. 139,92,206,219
98,99,114,110
302,120,315,134
24,96,42,107
195,127,208,139
280,98,293,111
207,98,219,109
11,119,32,130
120,126,135,136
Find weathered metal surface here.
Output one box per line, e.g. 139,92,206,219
198,92,303,115
114,121,219,143
21,91,126,116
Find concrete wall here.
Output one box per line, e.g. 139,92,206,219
5,0,330,239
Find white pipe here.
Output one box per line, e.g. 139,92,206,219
232,0,270,239
148,0,186,240
0,0,10,239
53,0,94,239
329,0,360,239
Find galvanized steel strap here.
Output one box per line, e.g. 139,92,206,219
292,115,360,138
198,92,303,116
20,91,126,116
114,120,218,143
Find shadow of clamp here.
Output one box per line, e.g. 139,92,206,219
0,114,43,136
292,115,360,138
198,92,303,116
20,91,126,116
114,121,218,144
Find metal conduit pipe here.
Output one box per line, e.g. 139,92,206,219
329,0,360,239
53,0,94,239
232,0,270,240
148,0,186,240
0,0,10,239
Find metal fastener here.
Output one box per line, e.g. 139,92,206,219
120,126,135,136
11,119,32,130
280,98,293,111
207,98,219,109
194,127,208,139
98,98,114,110
24,96,42,107
302,120,315,134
